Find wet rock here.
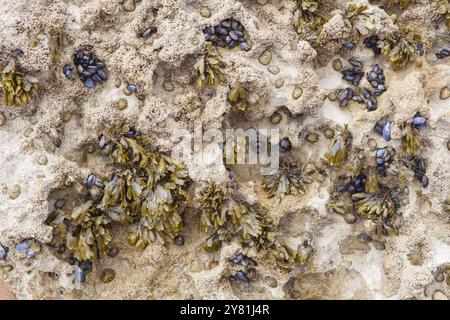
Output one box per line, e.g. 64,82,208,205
275,78,284,88
339,236,370,255
292,87,303,100
371,240,386,251
268,65,280,75
284,268,372,299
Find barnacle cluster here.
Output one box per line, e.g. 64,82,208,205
0,58,38,107
294,0,328,41
193,43,226,89
380,28,423,70
262,159,316,206
227,82,249,111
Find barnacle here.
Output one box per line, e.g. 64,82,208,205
294,0,328,38
227,82,249,111
193,43,226,89
48,27,66,60
0,58,38,107
324,127,351,166
66,201,112,261
341,4,375,42
401,126,421,155
262,159,316,206
380,28,423,70
436,0,450,29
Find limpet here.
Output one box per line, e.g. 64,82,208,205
101,268,116,284
199,6,211,18
332,59,342,71
440,86,450,100
117,98,128,110
258,50,272,65
270,112,282,124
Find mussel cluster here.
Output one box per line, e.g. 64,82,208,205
228,253,257,282
363,35,381,55
337,58,386,111
203,18,251,51
63,45,108,88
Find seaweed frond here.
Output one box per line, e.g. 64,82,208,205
193,43,226,89
262,159,316,206
380,28,423,70
342,4,375,42
0,58,38,107
436,0,450,29
66,201,112,261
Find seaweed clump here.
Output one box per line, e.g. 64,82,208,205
66,201,112,261
102,128,191,248
262,159,316,206
0,58,38,107
197,182,309,268
436,0,450,29
341,4,375,42
380,28,423,70
294,0,328,42
193,43,226,89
